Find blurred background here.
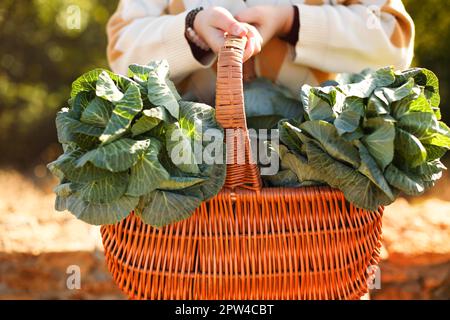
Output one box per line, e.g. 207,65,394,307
0,0,449,299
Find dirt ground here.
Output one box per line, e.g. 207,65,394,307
0,169,448,300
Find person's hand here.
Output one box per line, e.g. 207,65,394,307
235,5,295,47
194,7,262,61
239,22,263,61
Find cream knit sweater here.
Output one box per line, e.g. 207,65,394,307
107,0,414,103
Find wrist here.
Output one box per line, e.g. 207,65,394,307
185,8,210,51
278,6,295,37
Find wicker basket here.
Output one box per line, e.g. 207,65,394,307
101,36,383,300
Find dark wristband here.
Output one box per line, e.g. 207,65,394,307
184,7,213,62
185,7,203,30
280,6,300,46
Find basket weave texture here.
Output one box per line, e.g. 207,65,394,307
101,36,383,300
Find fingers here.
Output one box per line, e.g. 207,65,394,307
194,6,265,57
195,7,248,53
243,38,255,62
209,7,247,37
237,6,281,48
205,22,261,59
206,28,228,53
241,23,262,61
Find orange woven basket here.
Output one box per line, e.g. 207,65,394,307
101,36,383,300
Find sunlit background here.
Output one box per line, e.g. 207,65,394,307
0,0,449,299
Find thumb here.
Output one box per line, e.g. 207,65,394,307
211,10,247,36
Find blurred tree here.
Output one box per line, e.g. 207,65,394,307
0,0,117,169
403,0,450,122
0,0,448,170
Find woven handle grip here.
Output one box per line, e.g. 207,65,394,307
215,35,261,191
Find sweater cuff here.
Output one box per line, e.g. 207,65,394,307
279,6,300,46
163,11,216,80
294,4,329,66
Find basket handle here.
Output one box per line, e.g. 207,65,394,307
215,35,262,191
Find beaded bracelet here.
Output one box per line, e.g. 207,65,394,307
185,7,210,51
